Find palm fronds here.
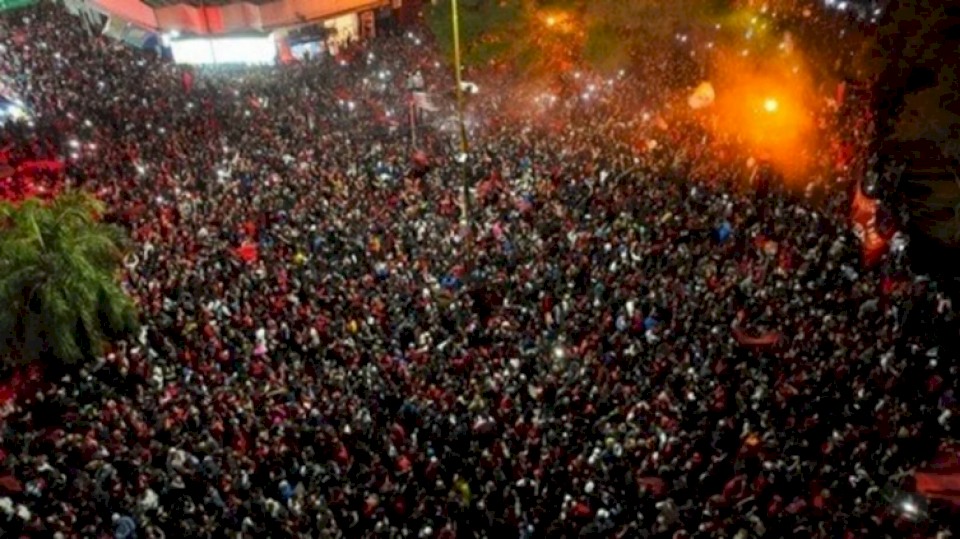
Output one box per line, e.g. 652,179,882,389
0,191,138,371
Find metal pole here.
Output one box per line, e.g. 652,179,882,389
410,100,417,149
451,0,471,233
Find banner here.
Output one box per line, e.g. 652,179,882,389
851,182,889,267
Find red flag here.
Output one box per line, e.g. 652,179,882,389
16,160,64,175
917,472,960,504
638,477,665,497
182,69,194,92
733,327,782,348
0,475,23,494
913,442,960,504
851,182,888,267
233,241,259,263
0,383,15,408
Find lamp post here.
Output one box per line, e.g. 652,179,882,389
450,0,471,234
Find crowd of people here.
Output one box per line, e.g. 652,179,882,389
2,2,959,538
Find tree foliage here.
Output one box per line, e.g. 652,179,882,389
428,0,731,75
428,0,528,67
0,191,138,373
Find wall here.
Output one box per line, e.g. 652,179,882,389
92,0,157,29
92,0,388,33
259,0,385,29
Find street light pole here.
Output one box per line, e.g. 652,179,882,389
450,0,471,234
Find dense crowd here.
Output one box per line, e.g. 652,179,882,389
2,3,959,539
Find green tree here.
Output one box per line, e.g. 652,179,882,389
0,191,138,374
428,0,730,74
428,0,529,67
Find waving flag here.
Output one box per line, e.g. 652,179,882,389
916,442,960,505
733,326,782,348
851,182,889,267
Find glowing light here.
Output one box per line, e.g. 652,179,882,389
690,49,820,184
546,16,556,27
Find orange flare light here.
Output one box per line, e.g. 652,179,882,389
695,49,823,184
